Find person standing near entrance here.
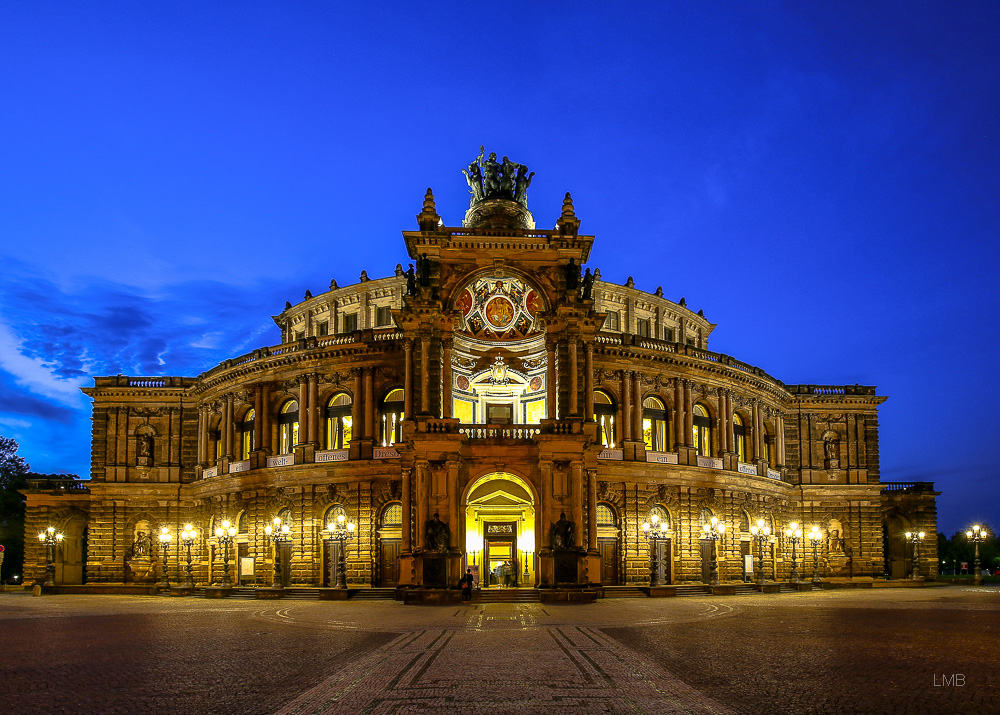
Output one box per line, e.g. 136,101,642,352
502,560,512,588
460,568,474,601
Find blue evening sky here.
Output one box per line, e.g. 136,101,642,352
1,2,997,536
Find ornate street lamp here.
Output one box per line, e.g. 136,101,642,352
264,516,291,589
905,530,925,580
214,519,237,589
785,523,803,583
327,513,356,589
180,524,197,589
749,519,771,585
158,527,172,590
37,526,64,587
701,516,726,587
641,512,669,587
965,525,987,586
808,526,822,583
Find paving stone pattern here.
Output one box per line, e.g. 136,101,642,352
0,588,996,715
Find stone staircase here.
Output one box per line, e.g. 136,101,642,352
602,586,648,598
674,585,712,597
350,588,397,600
473,588,540,603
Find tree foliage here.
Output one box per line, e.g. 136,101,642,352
0,436,30,583
938,525,999,573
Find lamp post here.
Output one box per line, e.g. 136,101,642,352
785,523,802,583
701,516,726,587
904,530,925,580
520,529,534,587
264,516,291,589
327,513,356,589
214,519,237,589
158,527,172,590
808,526,822,583
749,519,771,585
180,524,196,589
641,513,669,586
965,524,987,586
36,526,64,587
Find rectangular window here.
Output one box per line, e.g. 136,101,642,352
316,321,328,337
604,311,620,331
686,337,695,346
375,306,392,327
663,327,675,342
636,318,650,337
294,330,304,341
342,313,358,333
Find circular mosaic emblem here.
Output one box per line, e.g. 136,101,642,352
529,376,543,391
484,296,515,328
456,375,470,391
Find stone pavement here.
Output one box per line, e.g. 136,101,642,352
0,587,996,715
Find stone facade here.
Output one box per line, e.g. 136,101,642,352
22,161,939,589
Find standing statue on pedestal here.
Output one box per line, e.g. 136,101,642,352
551,512,576,551
581,267,594,301
405,264,416,296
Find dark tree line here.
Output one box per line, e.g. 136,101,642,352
937,527,999,574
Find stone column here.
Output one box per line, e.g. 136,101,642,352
546,341,557,420
725,391,734,455
308,374,319,446
673,378,684,449
587,469,597,554
447,460,460,549
776,412,786,467
401,467,412,554
415,461,429,550
364,368,375,442
584,343,594,421
197,405,207,466
261,383,272,453
404,338,414,419
571,462,584,548
752,400,762,460
420,336,431,414
632,371,643,442
539,460,552,550
298,377,309,445
683,381,693,447
441,338,453,419
222,395,233,458
353,371,364,440
622,371,632,441
569,337,579,416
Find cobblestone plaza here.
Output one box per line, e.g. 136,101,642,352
1,588,996,715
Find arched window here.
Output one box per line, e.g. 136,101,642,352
642,396,668,451
692,403,712,457
381,503,402,527
380,389,404,447
324,504,346,529
325,392,353,450
594,390,616,448
733,412,747,462
239,409,255,461
237,510,248,534
278,400,299,455
596,504,617,526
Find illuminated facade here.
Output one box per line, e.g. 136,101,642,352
22,156,939,592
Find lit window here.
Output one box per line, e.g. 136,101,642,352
325,392,353,450
381,503,402,527
596,504,616,526
733,413,747,462
279,400,299,454
380,389,405,446
642,397,668,451
692,403,712,457
240,409,255,461
594,390,616,448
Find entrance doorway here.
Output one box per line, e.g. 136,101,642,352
465,473,536,588
598,538,619,585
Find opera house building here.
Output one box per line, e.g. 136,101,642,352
22,152,939,599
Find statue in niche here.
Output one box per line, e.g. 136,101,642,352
581,268,594,301
824,437,840,468
131,530,152,558
417,253,431,287
137,434,153,466
564,258,580,293
424,512,449,552
551,512,576,551
405,263,416,296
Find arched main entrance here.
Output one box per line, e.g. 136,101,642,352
464,473,536,588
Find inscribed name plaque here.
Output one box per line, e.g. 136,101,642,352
737,462,758,475
486,523,515,536
766,468,781,480
240,557,255,575
598,448,624,460
202,466,218,478
316,450,349,463
646,451,679,464
374,447,401,459
229,460,249,474
696,456,723,470
267,454,294,468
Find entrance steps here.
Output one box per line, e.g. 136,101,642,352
602,586,648,598
675,585,712,597
283,588,319,600
350,588,397,600
473,588,540,603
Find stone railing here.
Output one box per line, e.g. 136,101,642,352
459,424,541,440
787,384,877,396
881,482,935,493
25,478,90,493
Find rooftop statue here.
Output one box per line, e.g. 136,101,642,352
463,146,534,208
